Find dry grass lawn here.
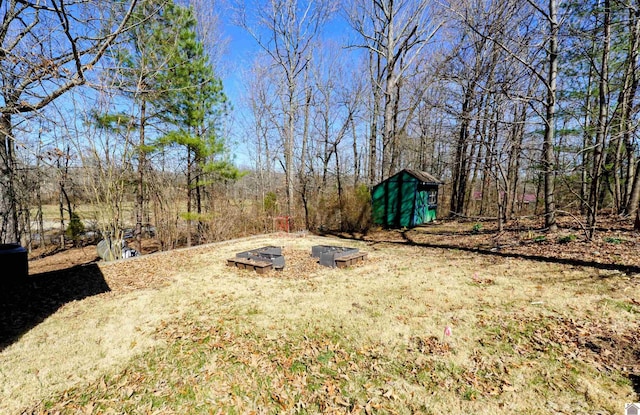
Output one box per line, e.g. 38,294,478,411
2,233,639,414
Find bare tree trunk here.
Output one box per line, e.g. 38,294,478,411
496,181,504,232
389,75,403,175
196,162,203,243
335,145,344,230
464,94,487,215
186,148,192,247
36,173,45,248
299,68,312,229
382,68,403,177
450,86,474,216
581,55,595,215
474,142,486,216
534,172,543,215
57,146,75,247
285,80,296,218
506,104,526,221
543,0,559,232
369,50,381,185
485,103,499,219
352,115,360,187
612,133,624,213
0,113,19,244
587,0,611,237
629,164,640,223
135,98,146,252
58,157,66,248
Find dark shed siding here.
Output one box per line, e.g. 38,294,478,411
372,169,442,228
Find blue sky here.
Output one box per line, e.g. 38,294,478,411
217,4,354,103
216,9,354,166
219,23,259,105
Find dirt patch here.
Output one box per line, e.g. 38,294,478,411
223,244,373,279
28,246,99,275
28,238,160,275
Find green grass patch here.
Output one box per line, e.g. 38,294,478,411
557,234,576,244
601,299,639,314
604,236,624,244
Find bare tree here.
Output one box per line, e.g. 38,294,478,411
586,0,611,236
449,0,560,230
347,0,442,180
538,0,560,232
240,60,280,215
235,0,335,219
69,89,134,254
0,0,139,244
310,43,363,229
443,0,525,217
186,0,229,71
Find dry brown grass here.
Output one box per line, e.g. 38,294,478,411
2,233,638,414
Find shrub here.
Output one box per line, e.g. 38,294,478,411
558,234,576,244
339,185,372,233
65,212,85,245
263,191,278,215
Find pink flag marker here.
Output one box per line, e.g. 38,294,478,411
442,326,452,343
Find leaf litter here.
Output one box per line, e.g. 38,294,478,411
11,231,640,414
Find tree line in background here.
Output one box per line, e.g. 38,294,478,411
2,0,640,253
238,0,640,236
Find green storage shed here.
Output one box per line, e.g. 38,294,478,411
371,169,442,228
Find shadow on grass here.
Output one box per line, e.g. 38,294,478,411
410,221,635,237
631,374,640,399
319,229,640,276
0,263,110,352
405,232,640,275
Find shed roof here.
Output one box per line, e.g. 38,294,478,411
401,169,443,185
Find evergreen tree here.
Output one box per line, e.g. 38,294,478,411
153,2,239,246
96,0,237,248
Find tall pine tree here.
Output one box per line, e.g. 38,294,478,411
97,0,235,249
154,2,238,246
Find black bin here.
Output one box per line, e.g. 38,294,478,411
0,243,28,283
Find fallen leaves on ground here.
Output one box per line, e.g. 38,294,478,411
358,216,640,275
26,307,640,414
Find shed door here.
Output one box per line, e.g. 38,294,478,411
425,189,438,222
371,180,399,226
413,190,428,226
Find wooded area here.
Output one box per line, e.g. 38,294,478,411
2,0,640,253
